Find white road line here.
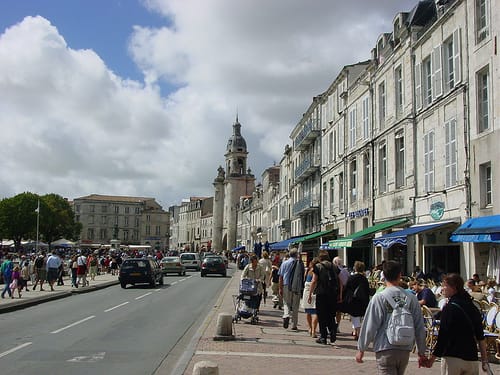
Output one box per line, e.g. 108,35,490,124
155,288,161,292
171,281,178,285
0,342,32,359
51,316,96,334
104,301,129,312
178,278,187,282
135,292,152,300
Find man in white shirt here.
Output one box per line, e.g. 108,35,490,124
46,251,62,291
77,253,88,287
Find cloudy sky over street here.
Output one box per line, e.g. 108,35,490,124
0,0,418,207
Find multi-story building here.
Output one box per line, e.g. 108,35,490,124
74,194,169,249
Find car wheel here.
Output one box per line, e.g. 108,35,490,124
222,272,227,277
158,275,164,285
178,272,182,276
120,282,126,289
150,277,156,288
201,272,205,277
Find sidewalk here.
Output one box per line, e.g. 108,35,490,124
182,269,500,375
0,272,119,313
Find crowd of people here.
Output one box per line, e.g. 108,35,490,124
236,247,495,375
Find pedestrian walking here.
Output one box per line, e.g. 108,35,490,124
278,248,304,331
301,257,318,338
340,260,370,340
70,255,78,288
21,259,30,292
77,253,88,286
426,273,490,374
46,250,62,291
333,256,349,331
308,250,340,345
11,265,22,298
32,253,47,291
241,254,266,311
1,255,14,299
356,260,427,374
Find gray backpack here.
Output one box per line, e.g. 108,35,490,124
383,292,415,346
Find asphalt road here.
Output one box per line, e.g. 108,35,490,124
0,267,233,375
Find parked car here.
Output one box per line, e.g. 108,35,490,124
200,255,226,277
119,258,164,288
160,256,186,276
180,252,201,271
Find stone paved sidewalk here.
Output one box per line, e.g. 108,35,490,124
182,269,500,375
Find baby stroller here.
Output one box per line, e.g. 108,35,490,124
233,278,261,324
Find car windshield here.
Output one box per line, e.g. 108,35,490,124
205,257,223,264
121,260,148,269
181,254,195,260
164,257,180,262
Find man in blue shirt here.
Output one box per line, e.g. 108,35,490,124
278,248,303,330
1,255,14,298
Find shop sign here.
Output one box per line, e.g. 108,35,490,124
430,201,445,220
348,207,369,219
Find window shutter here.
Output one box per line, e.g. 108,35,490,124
453,29,461,84
433,45,443,98
415,62,422,110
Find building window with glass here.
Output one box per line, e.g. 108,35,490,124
114,205,119,214
155,226,161,236
395,66,403,116
395,132,405,189
363,153,370,200
350,160,357,202
146,226,151,236
125,206,130,214
423,56,432,106
328,132,334,163
362,96,370,139
424,131,435,192
124,216,129,226
135,217,140,227
443,37,455,92
146,215,151,222
135,207,140,214
101,205,107,213
378,82,386,129
349,107,356,149
87,228,94,240
338,172,344,211
323,182,328,213
480,162,492,207
378,143,387,193
477,67,490,132
445,119,458,188
101,216,107,225
476,0,489,43
100,228,106,240
330,177,334,211
89,215,94,224
89,205,95,213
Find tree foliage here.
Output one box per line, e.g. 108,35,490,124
0,192,82,252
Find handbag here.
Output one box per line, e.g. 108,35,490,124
9,279,18,289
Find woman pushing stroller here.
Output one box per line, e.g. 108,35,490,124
241,254,266,311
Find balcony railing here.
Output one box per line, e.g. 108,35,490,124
294,119,320,151
294,157,320,183
292,194,320,216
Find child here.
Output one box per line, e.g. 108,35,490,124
11,265,22,298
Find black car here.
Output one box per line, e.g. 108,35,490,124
119,258,164,288
200,255,226,277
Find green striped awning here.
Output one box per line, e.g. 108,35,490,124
327,218,408,249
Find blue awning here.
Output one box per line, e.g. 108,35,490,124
373,221,456,249
231,245,246,252
269,236,305,250
450,215,500,243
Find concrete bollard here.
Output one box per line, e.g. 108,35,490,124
213,312,234,341
193,360,219,375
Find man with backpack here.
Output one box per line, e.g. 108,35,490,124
308,250,341,345
356,260,427,374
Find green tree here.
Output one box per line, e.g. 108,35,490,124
39,193,82,246
0,192,39,251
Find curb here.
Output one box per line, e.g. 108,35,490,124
0,279,119,314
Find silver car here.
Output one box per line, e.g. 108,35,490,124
160,256,186,276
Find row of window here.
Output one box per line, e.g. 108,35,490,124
76,204,142,215
85,225,162,241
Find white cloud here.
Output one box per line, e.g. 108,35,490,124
0,1,418,206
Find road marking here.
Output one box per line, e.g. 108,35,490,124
67,352,106,363
51,316,96,334
194,350,378,361
135,292,152,300
178,278,187,282
104,302,129,312
171,281,178,285
0,342,32,359
155,288,161,292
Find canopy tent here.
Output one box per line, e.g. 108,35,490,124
21,240,49,248
269,236,305,250
51,238,76,247
231,245,246,252
326,218,408,249
373,221,457,249
450,215,500,243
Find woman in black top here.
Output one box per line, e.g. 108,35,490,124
427,273,489,373
341,261,370,340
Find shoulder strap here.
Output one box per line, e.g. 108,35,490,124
450,301,475,336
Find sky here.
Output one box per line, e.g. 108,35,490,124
0,0,419,209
